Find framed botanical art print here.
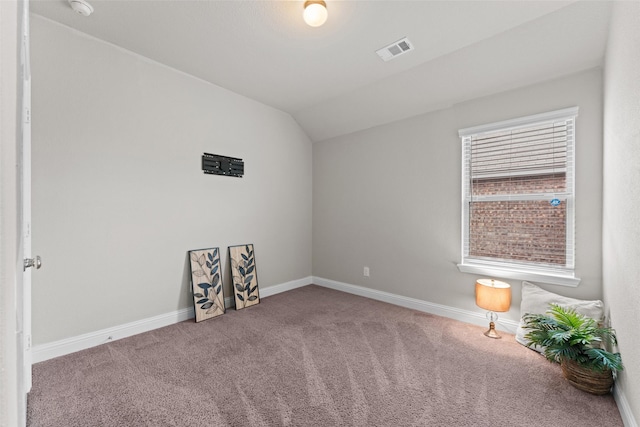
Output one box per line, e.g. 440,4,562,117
229,244,260,310
189,247,225,322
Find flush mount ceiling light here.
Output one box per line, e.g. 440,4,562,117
68,0,94,17
303,0,328,27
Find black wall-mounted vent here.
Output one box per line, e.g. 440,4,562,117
202,153,244,178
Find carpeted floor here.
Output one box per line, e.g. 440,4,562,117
27,285,623,426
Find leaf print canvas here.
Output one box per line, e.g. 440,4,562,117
189,247,225,322
229,244,260,310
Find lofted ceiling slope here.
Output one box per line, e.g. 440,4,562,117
30,0,611,142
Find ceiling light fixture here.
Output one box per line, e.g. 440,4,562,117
68,0,94,17
303,0,328,27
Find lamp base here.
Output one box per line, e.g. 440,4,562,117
483,321,502,339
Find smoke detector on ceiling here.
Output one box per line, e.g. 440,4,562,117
376,37,414,62
68,0,94,17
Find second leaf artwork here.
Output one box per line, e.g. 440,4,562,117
229,244,260,310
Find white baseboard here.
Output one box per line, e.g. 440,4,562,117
312,276,520,334
224,296,234,308
32,307,195,363
614,384,638,427
260,276,311,298
32,276,313,363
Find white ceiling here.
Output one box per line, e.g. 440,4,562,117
30,0,612,142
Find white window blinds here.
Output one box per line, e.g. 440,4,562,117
470,121,569,180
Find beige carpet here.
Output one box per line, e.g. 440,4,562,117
27,285,623,426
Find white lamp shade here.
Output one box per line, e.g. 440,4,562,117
303,1,328,27
475,279,511,312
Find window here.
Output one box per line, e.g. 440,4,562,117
457,107,580,286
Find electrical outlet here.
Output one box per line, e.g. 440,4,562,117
363,266,370,277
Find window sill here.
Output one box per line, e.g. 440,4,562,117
457,262,581,287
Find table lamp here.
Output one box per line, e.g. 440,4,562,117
475,278,511,339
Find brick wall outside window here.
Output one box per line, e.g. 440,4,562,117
469,173,566,265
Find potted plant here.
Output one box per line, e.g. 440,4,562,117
522,304,623,395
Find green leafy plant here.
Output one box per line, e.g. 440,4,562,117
523,304,623,374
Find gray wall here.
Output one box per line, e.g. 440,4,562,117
30,16,312,345
313,68,603,324
603,1,640,420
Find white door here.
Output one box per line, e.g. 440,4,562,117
20,0,34,401
0,1,32,424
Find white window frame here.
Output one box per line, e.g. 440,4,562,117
457,107,580,287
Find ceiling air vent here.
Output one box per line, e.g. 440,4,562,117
376,37,414,62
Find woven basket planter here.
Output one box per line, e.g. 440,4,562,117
561,359,614,395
